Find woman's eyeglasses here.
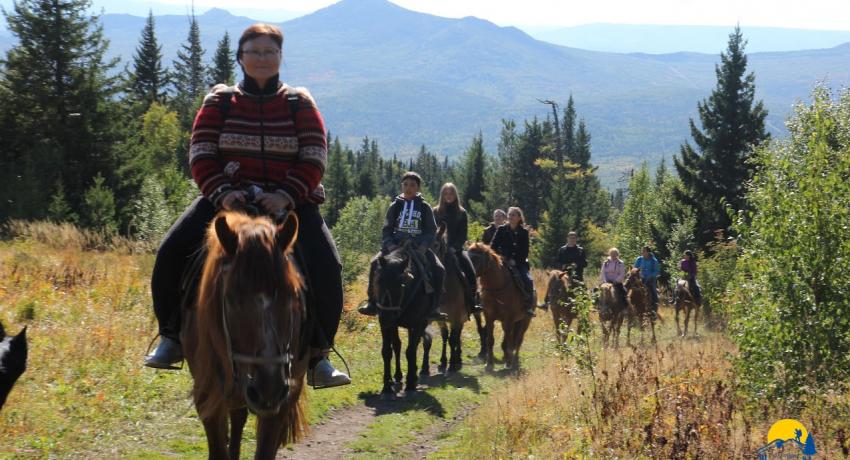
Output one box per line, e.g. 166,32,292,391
242,49,280,59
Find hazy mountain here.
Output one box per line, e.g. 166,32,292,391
527,23,850,54
2,0,849,185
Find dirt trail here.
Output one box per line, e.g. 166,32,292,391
278,364,477,460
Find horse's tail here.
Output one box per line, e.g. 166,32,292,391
281,391,309,445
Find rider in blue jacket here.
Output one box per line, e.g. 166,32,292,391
634,245,660,314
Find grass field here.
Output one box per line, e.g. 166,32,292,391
2,227,849,458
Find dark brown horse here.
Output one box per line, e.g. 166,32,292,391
374,245,434,396
181,211,308,459
430,224,472,373
624,268,656,345
0,322,27,411
543,270,577,344
674,279,699,337
467,242,532,371
596,283,626,347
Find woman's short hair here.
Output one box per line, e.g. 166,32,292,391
493,209,507,219
238,23,284,62
608,247,620,257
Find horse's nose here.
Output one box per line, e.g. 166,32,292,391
245,377,289,416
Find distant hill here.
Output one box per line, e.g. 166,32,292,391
2,0,849,186
526,23,850,54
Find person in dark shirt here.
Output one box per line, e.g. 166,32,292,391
490,207,535,316
557,232,587,282
481,209,507,244
358,172,447,321
433,183,481,314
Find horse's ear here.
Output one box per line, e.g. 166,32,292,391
276,211,299,253
215,216,238,255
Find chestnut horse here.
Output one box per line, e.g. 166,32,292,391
596,283,626,347
674,279,699,337
624,268,656,345
543,270,577,344
181,211,308,459
467,242,532,371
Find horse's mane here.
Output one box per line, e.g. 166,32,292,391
467,242,503,268
193,212,303,418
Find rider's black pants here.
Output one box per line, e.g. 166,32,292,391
151,196,343,349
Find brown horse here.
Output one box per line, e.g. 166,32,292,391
543,270,577,344
595,283,626,347
624,268,656,345
674,279,699,337
467,242,532,371
181,211,308,459
429,224,471,373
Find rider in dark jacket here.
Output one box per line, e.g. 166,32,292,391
358,172,446,321
481,209,507,244
557,232,587,282
490,207,535,316
433,183,481,314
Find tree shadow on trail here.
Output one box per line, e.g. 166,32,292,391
358,390,446,418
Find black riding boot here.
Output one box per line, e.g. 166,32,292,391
358,256,380,316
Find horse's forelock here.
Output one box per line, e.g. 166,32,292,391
468,242,502,267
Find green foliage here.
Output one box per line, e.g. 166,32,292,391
729,87,850,403
696,238,738,327
614,163,654,262
47,178,79,224
171,13,206,129
208,31,235,86
83,174,117,233
674,27,769,247
332,196,388,287
130,10,168,106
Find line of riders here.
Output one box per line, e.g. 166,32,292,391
141,22,703,392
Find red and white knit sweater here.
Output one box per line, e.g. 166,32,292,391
189,75,327,207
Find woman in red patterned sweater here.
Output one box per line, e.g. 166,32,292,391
144,23,350,388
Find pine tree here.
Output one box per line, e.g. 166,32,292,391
674,26,769,246
462,133,486,205
171,12,206,128
354,137,378,198
0,0,120,219
209,31,235,86
323,137,354,227
130,10,167,106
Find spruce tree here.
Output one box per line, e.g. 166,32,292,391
323,137,353,227
171,12,206,128
0,0,120,219
209,31,235,86
130,10,167,106
674,26,769,246
462,133,486,205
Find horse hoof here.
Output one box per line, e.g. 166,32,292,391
419,369,431,378
437,364,447,374
404,387,419,396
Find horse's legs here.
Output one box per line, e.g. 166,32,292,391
501,321,513,369
405,327,423,393
511,317,531,371
484,317,496,371
449,323,463,372
474,311,487,359
675,301,683,337
693,302,699,336
392,327,402,385
439,322,449,373
200,408,229,460
420,327,432,377
380,323,395,395
255,417,284,460
228,407,248,460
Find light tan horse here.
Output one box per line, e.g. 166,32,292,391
467,242,532,371
596,283,626,347
674,279,699,337
543,270,577,344
624,268,656,345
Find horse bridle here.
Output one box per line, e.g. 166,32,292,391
471,248,511,293
219,280,296,391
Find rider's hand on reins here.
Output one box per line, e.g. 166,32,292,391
221,190,248,211
256,191,292,216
